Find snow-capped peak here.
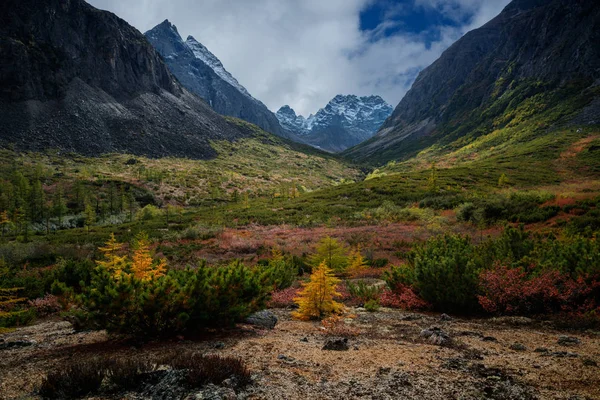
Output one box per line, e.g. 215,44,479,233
276,95,393,148
276,106,315,134
185,36,251,98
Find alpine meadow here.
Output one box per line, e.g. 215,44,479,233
1,0,600,399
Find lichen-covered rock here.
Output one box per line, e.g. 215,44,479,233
558,335,581,346
509,343,527,351
245,310,278,330
420,327,452,346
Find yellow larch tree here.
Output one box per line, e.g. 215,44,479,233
292,261,343,321
131,233,166,281
96,233,128,276
347,246,369,278
271,246,284,262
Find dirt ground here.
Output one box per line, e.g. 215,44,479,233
1,309,599,400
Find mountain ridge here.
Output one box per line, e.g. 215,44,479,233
276,94,393,152
344,0,600,164
0,0,247,159
145,20,292,139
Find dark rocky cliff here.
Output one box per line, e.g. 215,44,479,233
0,0,245,158
345,0,600,163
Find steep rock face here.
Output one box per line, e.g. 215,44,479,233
345,0,600,163
276,95,393,152
0,0,244,159
145,21,290,139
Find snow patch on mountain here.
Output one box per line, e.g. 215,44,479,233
185,36,251,98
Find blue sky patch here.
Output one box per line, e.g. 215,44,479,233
360,0,473,46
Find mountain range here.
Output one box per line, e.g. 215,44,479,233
0,0,598,166
276,95,393,152
345,0,600,163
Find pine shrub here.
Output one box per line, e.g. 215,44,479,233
77,261,268,337
308,236,348,274
409,235,481,313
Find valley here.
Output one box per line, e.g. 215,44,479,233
1,0,599,399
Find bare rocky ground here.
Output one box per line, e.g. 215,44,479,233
1,309,599,400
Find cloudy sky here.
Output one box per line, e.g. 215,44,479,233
88,0,510,116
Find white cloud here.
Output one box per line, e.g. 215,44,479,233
87,0,510,116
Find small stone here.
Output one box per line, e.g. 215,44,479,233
582,358,597,367
214,342,225,349
509,343,527,351
277,354,295,362
322,338,349,351
420,327,452,346
482,336,498,342
558,335,581,346
440,313,452,322
300,337,309,342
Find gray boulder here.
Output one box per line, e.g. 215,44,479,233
245,310,278,330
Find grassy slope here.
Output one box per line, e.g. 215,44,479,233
0,118,361,207
345,77,600,166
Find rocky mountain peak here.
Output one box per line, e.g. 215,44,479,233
277,105,297,118
276,95,393,152
145,20,291,139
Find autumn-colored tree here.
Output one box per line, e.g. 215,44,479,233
498,173,509,187
292,261,343,320
131,233,166,281
0,287,31,328
428,163,438,193
96,233,128,276
347,246,368,278
309,236,348,274
271,246,283,262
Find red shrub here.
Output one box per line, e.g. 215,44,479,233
28,294,62,317
380,284,430,311
267,287,299,308
478,265,599,316
337,283,361,307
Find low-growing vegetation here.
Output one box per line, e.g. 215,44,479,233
39,352,250,399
